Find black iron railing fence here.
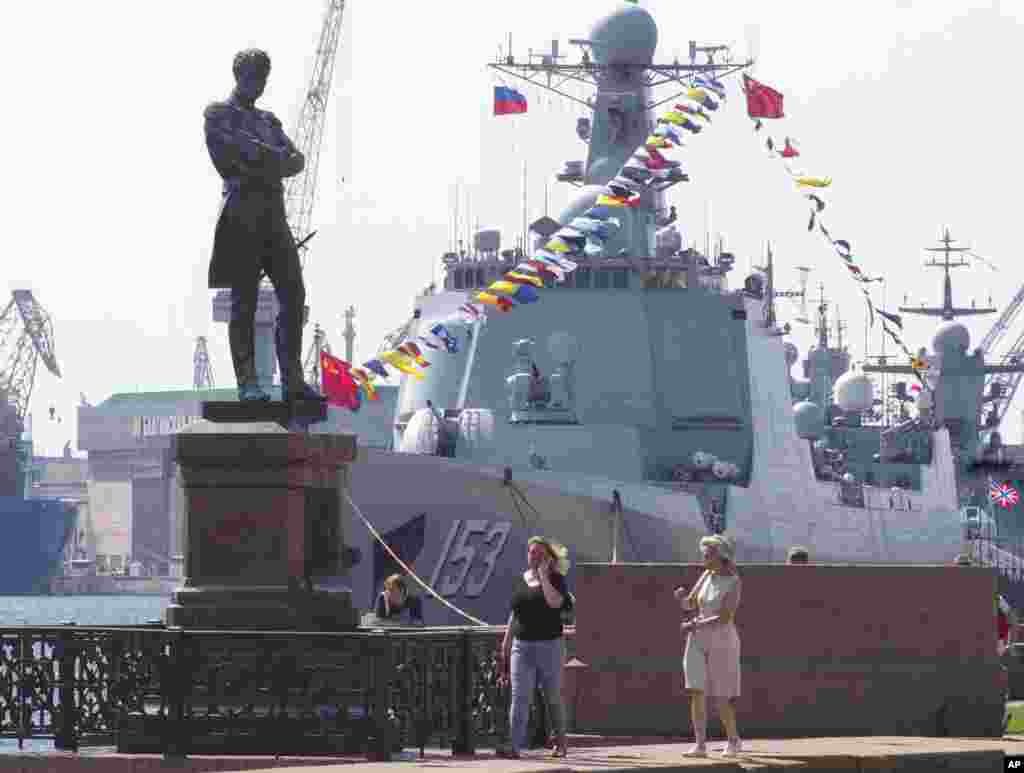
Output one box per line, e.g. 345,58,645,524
0,624,564,759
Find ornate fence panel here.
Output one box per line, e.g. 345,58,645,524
0,624,566,759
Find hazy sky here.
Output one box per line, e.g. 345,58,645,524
3,0,1022,456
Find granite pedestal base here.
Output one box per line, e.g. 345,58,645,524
202,398,327,432
165,418,360,631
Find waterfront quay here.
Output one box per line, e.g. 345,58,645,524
1,736,1022,771
0,621,1018,771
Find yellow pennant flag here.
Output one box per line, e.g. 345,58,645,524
795,176,832,188
505,271,544,288
488,280,520,296
659,112,687,126
379,350,425,380
645,135,673,148
544,238,573,254
477,291,513,311
398,343,430,367
686,87,709,102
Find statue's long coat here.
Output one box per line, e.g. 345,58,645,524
203,97,299,289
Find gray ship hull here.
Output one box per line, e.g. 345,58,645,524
342,437,964,626
345,447,706,625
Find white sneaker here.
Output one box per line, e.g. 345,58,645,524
720,739,743,757
682,745,707,757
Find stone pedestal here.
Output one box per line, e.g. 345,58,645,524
165,420,360,630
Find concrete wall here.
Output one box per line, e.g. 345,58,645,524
567,563,1004,738
132,475,169,575
78,408,138,453
87,479,131,565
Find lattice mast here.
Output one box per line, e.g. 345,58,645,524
193,336,214,390
284,0,347,268
303,323,331,388
489,37,751,113
342,305,356,363
0,290,61,425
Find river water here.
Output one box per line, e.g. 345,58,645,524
0,594,169,627
0,595,173,753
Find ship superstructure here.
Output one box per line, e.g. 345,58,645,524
316,5,1015,624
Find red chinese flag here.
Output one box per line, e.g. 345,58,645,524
320,352,360,411
743,75,785,119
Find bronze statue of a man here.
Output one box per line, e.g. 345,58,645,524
204,48,319,403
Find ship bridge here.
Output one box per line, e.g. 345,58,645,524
441,242,734,294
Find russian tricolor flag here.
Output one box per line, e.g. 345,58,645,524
494,85,527,116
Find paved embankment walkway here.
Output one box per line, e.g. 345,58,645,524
2,736,1024,772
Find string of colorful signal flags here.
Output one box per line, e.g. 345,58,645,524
319,303,485,411
475,76,728,313
319,77,729,410
743,75,929,390
320,71,930,409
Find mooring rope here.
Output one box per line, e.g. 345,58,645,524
342,489,488,626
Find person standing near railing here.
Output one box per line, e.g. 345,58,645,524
496,536,573,759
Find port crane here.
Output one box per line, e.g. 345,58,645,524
0,290,61,428
193,336,214,390
287,0,346,390
285,0,346,266
977,281,1024,429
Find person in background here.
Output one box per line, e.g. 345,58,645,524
497,536,573,759
787,546,810,565
673,534,743,758
374,574,423,624
997,593,1012,657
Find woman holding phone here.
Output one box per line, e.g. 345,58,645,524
497,536,573,759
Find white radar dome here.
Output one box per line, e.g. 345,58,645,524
833,369,874,413
793,401,824,440
589,3,658,65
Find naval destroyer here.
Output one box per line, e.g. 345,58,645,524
321,2,1018,625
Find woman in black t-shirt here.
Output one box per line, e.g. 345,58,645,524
497,536,573,759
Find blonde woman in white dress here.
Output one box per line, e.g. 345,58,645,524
673,534,743,758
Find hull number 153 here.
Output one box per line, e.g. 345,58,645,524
428,520,512,598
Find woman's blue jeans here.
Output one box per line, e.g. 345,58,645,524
509,637,564,752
